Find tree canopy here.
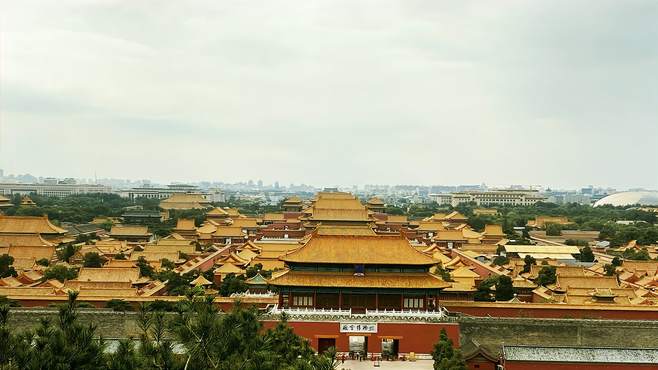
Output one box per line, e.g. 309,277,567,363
0,293,336,370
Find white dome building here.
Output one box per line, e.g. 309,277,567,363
594,191,658,207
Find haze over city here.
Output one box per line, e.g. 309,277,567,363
1,1,657,189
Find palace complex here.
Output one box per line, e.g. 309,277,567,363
1,191,657,366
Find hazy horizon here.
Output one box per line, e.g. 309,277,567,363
1,1,657,190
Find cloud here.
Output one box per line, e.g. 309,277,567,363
0,0,656,189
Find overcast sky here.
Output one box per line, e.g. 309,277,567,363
1,0,656,189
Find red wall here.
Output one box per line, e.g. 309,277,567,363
467,358,497,370
261,320,460,355
505,362,658,370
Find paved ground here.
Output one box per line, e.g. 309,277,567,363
335,360,433,369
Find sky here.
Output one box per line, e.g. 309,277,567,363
1,0,657,190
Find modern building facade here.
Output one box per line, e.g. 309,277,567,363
119,184,202,200
430,189,546,207
0,183,112,197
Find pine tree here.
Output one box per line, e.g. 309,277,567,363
432,329,466,370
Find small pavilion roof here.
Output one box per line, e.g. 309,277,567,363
214,263,244,274
246,273,268,285
367,197,385,205
190,275,212,286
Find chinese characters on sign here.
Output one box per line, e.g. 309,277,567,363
339,322,378,333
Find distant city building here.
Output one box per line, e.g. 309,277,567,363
206,188,226,203
594,191,658,207
0,182,112,197
119,184,201,200
430,189,546,207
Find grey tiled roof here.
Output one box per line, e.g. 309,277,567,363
504,346,658,364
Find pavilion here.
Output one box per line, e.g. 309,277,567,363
269,231,450,313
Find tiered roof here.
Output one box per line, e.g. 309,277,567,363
282,233,437,266
0,195,12,208
159,193,211,210
305,192,371,222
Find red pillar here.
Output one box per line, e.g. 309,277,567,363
400,294,404,310
338,291,343,309
375,293,379,310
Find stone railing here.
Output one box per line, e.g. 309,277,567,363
230,291,277,298
269,306,352,317
263,305,450,322
365,308,447,320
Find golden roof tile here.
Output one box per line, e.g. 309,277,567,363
282,234,436,265
0,216,67,235
76,267,140,283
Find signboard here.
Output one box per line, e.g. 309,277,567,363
339,322,378,333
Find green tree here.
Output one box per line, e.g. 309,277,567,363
604,264,617,276
134,303,178,369
0,254,17,278
58,244,77,263
114,252,127,260
157,270,194,296
580,246,595,262
262,313,315,364
622,248,651,261
245,263,263,278
495,275,514,301
432,329,466,370
83,252,106,268
492,255,509,266
522,255,536,273
107,339,141,370
43,264,78,282
36,258,50,267
612,256,622,266
219,273,248,297
3,291,107,369
545,223,562,236
565,239,588,246
160,258,176,270
474,276,497,302
106,299,133,312
536,266,557,286
434,264,453,282
135,256,154,278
